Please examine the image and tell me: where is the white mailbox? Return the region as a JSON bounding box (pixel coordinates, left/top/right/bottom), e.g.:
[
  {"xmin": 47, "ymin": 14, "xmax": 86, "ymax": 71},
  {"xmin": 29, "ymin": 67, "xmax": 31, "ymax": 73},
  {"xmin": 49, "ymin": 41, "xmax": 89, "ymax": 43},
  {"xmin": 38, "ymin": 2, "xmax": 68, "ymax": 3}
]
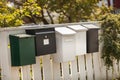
[
  {"xmin": 67, "ymin": 25, "xmax": 88, "ymax": 55},
  {"xmin": 53, "ymin": 27, "xmax": 76, "ymax": 62}
]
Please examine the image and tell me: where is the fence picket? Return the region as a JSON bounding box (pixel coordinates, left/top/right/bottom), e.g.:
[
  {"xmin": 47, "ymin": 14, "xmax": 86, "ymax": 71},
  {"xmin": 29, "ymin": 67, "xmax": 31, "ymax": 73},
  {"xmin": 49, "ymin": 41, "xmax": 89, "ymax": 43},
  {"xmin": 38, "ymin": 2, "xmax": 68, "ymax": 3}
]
[
  {"xmin": 62, "ymin": 62, "xmax": 71, "ymax": 80},
  {"xmin": 11, "ymin": 67, "xmax": 20, "ymax": 80},
  {"xmin": 21, "ymin": 65, "xmax": 31, "ymax": 80},
  {"xmin": 0, "ymin": 32, "xmax": 11, "ymax": 80},
  {"xmin": 113, "ymin": 60, "xmax": 119, "ymax": 78},
  {"xmin": 0, "ymin": 32, "xmax": 2, "ymax": 80},
  {"xmin": 99, "ymin": 56, "xmax": 107, "ymax": 80},
  {"xmin": 71, "ymin": 59, "xmax": 78, "ymax": 80},
  {"xmin": 93, "ymin": 53, "xmax": 101, "ymax": 80},
  {"xmin": 107, "ymin": 68, "xmax": 112, "ymax": 80},
  {"xmin": 85, "ymin": 54, "xmax": 94, "ymax": 80},
  {"xmin": 32, "ymin": 57, "xmax": 42, "ymax": 80},
  {"xmin": 78, "ymin": 55, "xmax": 86, "ymax": 80},
  {"xmin": 53, "ymin": 62, "xmax": 62, "ymax": 80},
  {"xmin": 42, "ymin": 55, "xmax": 53, "ymax": 80}
]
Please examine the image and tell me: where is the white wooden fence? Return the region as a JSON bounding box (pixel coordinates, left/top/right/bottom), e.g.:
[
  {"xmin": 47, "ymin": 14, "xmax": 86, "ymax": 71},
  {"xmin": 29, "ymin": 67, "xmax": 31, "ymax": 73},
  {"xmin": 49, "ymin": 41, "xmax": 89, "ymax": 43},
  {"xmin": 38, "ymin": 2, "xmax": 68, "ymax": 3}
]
[{"xmin": 0, "ymin": 22, "xmax": 119, "ymax": 80}]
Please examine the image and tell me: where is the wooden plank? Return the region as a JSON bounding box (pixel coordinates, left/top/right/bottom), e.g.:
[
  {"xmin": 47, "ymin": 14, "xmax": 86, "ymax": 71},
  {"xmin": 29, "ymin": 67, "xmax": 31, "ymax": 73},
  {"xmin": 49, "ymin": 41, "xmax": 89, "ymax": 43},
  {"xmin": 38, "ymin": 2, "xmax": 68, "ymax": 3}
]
[
  {"xmin": 113, "ymin": 60, "xmax": 119, "ymax": 79},
  {"xmin": 0, "ymin": 32, "xmax": 2, "ymax": 80},
  {"xmin": 42, "ymin": 55, "xmax": 53, "ymax": 80},
  {"xmin": 11, "ymin": 67, "xmax": 20, "ymax": 80},
  {"xmin": 62, "ymin": 62, "xmax": 71, "ymax": 80},
  {"xmin": 99, "ymin": 55, "xmax": 106, "ymax": 80},
  {"xmin": 53, "ymin": 62, "xmax": 62, "ymax": 80},
  {"xmin": 71, "ymin": 58, "xmax": 79, "ymax": 80},
  {"xmin": 92, "ymin": 53, "xmax": 101, "ymax": 80},
  {"xmin": 78, "ymin": 55, "xmax": 86, "ymax": 80},
  {"xmin": 99, "ymin": 38, "xmax": 107, "ymax": 80},
  {"xmin": 32, "ymin": 57, "xmax": 42, "ymax": 80},
  {"xmin": 107, "ymin": 67, "xmax": 112, "ymax": 80},
  {"xmin": 0, "ymin": 31, "xmax": 11, "ymax": 80},
  {"xmin": 85, "ymin": 54, "xmax": 94, "ymax": 80},
  {"xmin": 21, "ymin": 65, "xmax": 31, "ymax": 80}
]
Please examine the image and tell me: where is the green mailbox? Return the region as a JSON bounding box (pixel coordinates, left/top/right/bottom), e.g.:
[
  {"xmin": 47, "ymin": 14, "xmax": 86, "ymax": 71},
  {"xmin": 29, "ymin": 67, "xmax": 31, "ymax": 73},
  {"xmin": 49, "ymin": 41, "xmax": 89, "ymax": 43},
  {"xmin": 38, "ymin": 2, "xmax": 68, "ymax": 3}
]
[{"xmin": 9, "ymin": 34, "xmax": 36, "ymax": 66}]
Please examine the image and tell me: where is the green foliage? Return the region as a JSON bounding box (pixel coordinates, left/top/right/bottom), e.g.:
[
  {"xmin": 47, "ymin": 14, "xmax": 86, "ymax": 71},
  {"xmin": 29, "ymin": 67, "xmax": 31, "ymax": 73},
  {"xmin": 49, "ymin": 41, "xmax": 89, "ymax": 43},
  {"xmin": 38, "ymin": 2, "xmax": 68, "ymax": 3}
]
[
  {"xmin": 0, "ymin": 0, "xmax": 112, "ymax": 26},
  {"xmin": 101, "ymin": 14, "xmax": 120, "ymax": 68},
  {"xmin": 21, "ymin": 0, "xmax": 42, "ymax": 24},
  {"xmin": 0, "ymin": 1, "xmax": 23, "ymax": 27},
  {"xmin": 35, "ymin": 0, "xmax": 100, "ymax": 23}
]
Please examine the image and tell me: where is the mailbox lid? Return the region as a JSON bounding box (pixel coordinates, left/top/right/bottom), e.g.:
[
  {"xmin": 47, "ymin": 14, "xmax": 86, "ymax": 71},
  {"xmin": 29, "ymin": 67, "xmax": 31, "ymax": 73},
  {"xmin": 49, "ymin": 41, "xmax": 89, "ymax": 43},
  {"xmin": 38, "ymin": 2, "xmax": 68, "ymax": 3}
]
[
  {"xmin": 67, "ymin": 25, "xmax": 88, "ymax": 32},
  {"xmin": 15, "ymin": 34, "xmax": 34, "ymax": 38},
  {"xmin": 26, "ymin": 28, "xmax": 55, "ymax": 35},
  {"xmin": 82, "ymin": 24, "xmax": 100, "ymax": 30},
  {"xmin": 55, "ymin": 27, "xmax": 76, "ymax": 35}
]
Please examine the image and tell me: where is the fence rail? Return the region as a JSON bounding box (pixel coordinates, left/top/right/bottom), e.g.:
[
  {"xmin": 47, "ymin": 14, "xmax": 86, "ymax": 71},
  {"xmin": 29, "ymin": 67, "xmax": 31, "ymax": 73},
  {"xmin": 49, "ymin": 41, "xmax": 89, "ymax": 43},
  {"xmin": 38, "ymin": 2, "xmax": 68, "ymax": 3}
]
[{"xmin": 0, "ymin": 22, "xmax": 119, "ymax": 80}]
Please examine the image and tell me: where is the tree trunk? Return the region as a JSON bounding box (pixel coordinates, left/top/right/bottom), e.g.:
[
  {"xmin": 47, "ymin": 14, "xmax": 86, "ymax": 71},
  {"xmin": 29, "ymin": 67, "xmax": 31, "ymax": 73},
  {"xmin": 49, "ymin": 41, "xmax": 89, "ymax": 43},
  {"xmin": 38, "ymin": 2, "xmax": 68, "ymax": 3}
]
[{"xmin": 46, "ymin": 10, "xmax": 54, "ymax": 24}]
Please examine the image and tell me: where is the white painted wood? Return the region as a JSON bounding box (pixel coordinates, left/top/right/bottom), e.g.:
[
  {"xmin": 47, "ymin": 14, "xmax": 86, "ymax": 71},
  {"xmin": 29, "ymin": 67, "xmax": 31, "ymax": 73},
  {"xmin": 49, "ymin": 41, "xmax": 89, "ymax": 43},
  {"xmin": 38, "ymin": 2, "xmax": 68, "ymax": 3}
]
[
  {"xmin": 85, "ymin": 54, "xmax": 94, "ymax": 80},
  {"xmin": 78, "ymin": 55, "xmax": 86, "ymax": 80},
  {"xmin": 92, "ymin": 53, "xmax": 101, "ymax": 80},
  {"xmin": 118, "ymin": 61, "xmax": 120, "ymax": 78},
  {"xmin": 107, "ymin": 68, "xmax": 112, "ymax": 80},
  {"xmin": 21, "ymin": 65, "xmax": 31, "ymax": 80},
  {"xmin": 55, "ymin": 27, "xmax": 76, "ymax": 35},
  {"xmin": 99, "ymin": 41, "xmax": 107, "ymax": 80},
  {"xmin": 0, "ymin": 31, "xmax": 11, "ymax": 80},
  {"xmin": 62, "ymin": 62, "xmax": 71, "ymax": 80},
  {"xmin": 113, "ymin": 60, "xmax": 119, "ymax": 79},
  {"xmin": 42, "ymin": 55, "xmax": 53, "ymax": 80},
  {"xmin": 99, "ymin": 54, "xmax": 106, "ymax": 80},
  {"xmin": 11, "ymin": 67, "xmax": 20, "ymax": 80},
  {"xmin": 53, "ymin": 62, "xmax": 62, "ymax": 80},
  {"xmin": 32, "ymin": 57, "xmax": 42, "ymax": 80},
  {"xmin": 0, "ymin": 32, "xmax": 3, "ymax": 80},
  {"xmin": 71, "ymin": 59, "xmax": 78, "ymax": 80}
]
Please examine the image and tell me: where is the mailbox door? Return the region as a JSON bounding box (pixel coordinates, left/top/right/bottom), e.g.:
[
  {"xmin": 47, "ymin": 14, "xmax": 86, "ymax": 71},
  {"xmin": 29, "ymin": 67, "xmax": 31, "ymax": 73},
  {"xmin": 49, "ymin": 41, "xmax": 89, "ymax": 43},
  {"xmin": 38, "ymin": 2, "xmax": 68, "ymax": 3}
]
[
  {"xmin": 76, "ymin": 31, "xmax": 87, "ymax": 55},
  {"xmin": 19, "ymin": 37, "xmax": 36, "ymax": 66},
  {"xmin": 62, "ymin": 35, "xmax": 76, "ymax": 62},
  {"xmin": 36, "ymin": 32, "xmax": 56, "ymax": 56},
  {"xmin": 87, "ymin": 29, "xmax": 98, "ymax": 53}
]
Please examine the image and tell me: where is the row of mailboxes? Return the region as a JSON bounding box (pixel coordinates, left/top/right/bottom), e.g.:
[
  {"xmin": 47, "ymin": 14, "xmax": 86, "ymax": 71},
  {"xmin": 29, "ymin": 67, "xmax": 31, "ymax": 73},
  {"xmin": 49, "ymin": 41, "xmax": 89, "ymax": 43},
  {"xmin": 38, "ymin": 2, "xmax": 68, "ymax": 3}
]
[{"xmin": 9, "ymin": 24, "xmax": 99, "ymax": 66}]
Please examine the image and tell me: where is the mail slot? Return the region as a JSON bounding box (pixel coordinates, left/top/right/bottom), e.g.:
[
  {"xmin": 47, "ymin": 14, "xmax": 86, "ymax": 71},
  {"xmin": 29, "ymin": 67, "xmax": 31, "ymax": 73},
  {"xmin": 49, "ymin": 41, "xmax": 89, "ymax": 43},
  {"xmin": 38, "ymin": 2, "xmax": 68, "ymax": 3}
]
[
  {"xmin": 9, "ymin": 34, "xmax": 36, "ymax": 66},
  {"xmin": 67, "ymin": 25, "xmax": 88, "ymax": 55},
  {"xmin": 52, "ymin": 27, "xmax": 76, "ymax": 62},
  {"xmin": 26, "ymin": 28, "xmax": 56, "ymax": 56},
  {"xmin": 82, "ymin": 24, "xmax": 99, "ymax": 53}
]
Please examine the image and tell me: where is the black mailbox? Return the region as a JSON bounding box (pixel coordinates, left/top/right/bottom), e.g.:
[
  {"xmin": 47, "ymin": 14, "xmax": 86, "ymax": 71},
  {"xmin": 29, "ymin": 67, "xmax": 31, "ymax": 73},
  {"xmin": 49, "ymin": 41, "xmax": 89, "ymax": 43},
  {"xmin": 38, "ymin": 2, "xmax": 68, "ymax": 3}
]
[
  {"xmin": 26, "ymin": 28, "xmax": 56, "ymax": 56},
  {"xmin": 82, "ymin": 24, "xmax": 99, "ymax": 53}
]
